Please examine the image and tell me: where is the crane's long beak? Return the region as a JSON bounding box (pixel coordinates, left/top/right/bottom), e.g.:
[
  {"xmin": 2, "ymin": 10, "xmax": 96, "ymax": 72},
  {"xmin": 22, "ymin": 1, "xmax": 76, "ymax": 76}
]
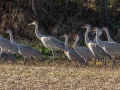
[
  {"xmin": 28, "ymin": 23, "xmax": 32, "ymax": 26},
  {"xmin": 80, "ymin": 26, "xmax": 85, "ymax": 29},
  {"xmin": 60, "ymin": 36, "xmax": 64, "ymax": 38},
  {"xmin": 28, "ymin": 22, "xmax": 34, "ymax": 26}
]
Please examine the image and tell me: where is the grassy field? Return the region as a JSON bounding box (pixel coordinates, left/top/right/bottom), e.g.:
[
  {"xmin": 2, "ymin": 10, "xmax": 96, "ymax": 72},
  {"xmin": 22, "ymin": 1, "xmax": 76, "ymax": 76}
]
[{"xmin": 0, "ymin": 60, "xmax": 120, "ymax": 90}]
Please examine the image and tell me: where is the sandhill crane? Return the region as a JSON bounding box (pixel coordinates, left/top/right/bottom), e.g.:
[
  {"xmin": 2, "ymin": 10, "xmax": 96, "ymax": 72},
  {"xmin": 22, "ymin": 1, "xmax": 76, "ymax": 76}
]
[
  {"xmin": 28, "ymin": 21, "xmax": 65, "ymax": 64},
  {"xmin": 0, "ymin": 51, "xmax": 16, "ymax": 64},
  {"xmin": 73, "ymin": 34, "xmax": 94, "ymax": 63},
  {"xmin": 6, "ymin": 29, "xmax": 42, "ymax": 66},
  {"xmin": 60, "ymin": 34, "xmax": 87, "ymax": 66},
  {"xmin": 81, "ymin": 24, "xmax": 112, "ymax": 67},
  {"xmin": 93, "ymin": 29, "xmax": 112, "ymax": 65},
  {"xmin": 93, "ymin": 27, "xmax": 120, "ymax": 68}
]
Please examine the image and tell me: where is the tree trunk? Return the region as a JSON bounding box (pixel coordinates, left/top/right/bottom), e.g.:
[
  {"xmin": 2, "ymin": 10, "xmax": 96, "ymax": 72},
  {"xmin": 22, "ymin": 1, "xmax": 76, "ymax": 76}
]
[{"xmin": 104, "ymin": 0, "xmax": 108, "ymax": 26}]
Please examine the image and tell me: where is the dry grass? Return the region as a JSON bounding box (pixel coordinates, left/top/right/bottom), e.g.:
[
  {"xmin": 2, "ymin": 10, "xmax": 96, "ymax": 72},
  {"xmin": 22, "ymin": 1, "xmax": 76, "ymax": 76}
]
[{"xmin": 0, "ymin": 62, "xmax": 120, "ymax": 90}]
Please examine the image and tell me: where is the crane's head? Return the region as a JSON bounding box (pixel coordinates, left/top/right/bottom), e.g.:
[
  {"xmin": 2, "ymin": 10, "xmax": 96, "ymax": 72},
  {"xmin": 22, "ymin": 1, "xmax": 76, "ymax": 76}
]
[
  {"xmin": 102, "ymin": 26, "xmax": 108, "ymax": 31},
  {"xmin": 5, "ymin": 29, "xmax": 12, "ymax": 34},
  {"xmin": 28, "ymin": 21, "xmax": 38, "ymax": 26},
  {"xmin": 60, "ymin": 34, "xmax": 69, "ymax": 39},
  {"xmin": 92, "ymin": 30, "xmax": 103, "ymax": 36},
  {"xmin": 93, "ymin": 27, "xmax": 101, "ymax": 33},
  {"xmin": 81, "ymin": 24, "xmax": 90, "ymax": 29},
  {"xmin": 74, "ymin": 34, "xmax": 79, "ymax": 40}
]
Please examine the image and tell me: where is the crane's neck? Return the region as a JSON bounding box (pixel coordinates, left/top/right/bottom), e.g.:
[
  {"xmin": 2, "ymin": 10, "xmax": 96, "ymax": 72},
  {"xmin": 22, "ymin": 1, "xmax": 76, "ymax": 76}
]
[
  {"xmin": 94, "ymin": 31, "xmax": 101, "ymax": 42},
  {"xmin": 105, "ymin": 29, "xmax": 114, "ymax": 42},
  {"xmin": 9, "ymin": 32, "xmax": 17, "ymax": 45},
  {"xmin": 85, "ymin": 28, "xmax": 93, "ymax": 45},
  {"xmin": 34, "ymin": 24, "xmax": 46, "ymax": 40},
  {"xmin": 95, "ymin": 30, "xmax": 104, "ymax": 47},
  {"xmin": 74, "ymin": 37, "xmax": 79, "ymax": 49},
  {"xmin": 65, "ymin": 37, "xmax": 69, "ymax": 51}
]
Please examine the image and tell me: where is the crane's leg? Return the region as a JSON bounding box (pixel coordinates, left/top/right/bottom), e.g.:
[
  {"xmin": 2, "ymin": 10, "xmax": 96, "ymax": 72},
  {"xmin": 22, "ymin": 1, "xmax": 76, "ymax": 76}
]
[
  {"xmin": 9, "ymin": 53, "xmax": 16, "ymax": 64},
  {"xmin": 111, "ymin": 59, "xmax": 118, "ymax": 69},
  {"xmin": 0, "ymin": 56, "xmax": 6, "ymax": 63},
  {"xmin": 51, "ymin": 50, "xmax": 55, "ymax": 64},
  {"xmin": 103, "ymin": 57, "xmax": 106, "ymax": 68},
  {"xmin": 48, "ymin": 50, "xmax": 57, "ymax": 65},
  {"xmin": 27, "ymin": 57, "xmax": 36, "ymax": 66},
  {"xmin": 93, "ymin": 56, "xmax": 97, "ymax": 66},
  {"xmin": 24, "ymin": 57, "xmax": 27, "ymax": 65}
]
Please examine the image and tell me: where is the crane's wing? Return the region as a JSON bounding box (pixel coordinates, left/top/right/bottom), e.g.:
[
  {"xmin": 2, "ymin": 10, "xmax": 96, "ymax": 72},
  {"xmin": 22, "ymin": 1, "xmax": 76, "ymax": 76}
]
[
  {"xmin": 67, "ymin": 49, "xmax": 85, "ymax": 63},
  {"xmin": 18, "ymin": 45, "xmax": 34, "ymax": 54},
  {"xmin": 77, "ymin": 47, "xmax": 93, "ymax": 56},
  {"xmin": 0, "ymin": 37, "xmax": 18, "ymax": 53},
  {"xmin": 10, "ymin": 44, "xmax": 19, "ymax": 54},
  {"xmin": 103, "ymin": 42, "xmax": 120, "ymax": 52},
  {"xmin": 42, "ymin": 36, "xmax": 65, "ymax": 51}
]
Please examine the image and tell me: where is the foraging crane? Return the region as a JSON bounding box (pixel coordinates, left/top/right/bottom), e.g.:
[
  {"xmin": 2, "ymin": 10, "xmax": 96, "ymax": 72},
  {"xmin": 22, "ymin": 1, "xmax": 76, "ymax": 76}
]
[
  {"xmin": 28, "ymin": 21, "xmax": 65, "ymax": 64},
  {"xmin": 60, "ymin": 34, "xmax": 87, "ymax": 66},
  {"xmin": 6, "ymin": 29, "xmax": 42, "ymax": 66},
  {"xmin": 73, "ymin": 34, "xmax": 94, "ymax": 63},
  {"xmin": 81, "ymin": 24, "xmax": 112, "ymax": 67},
  {"xmin": 93, "ymin": 27, "xmax": 120, "ymax": 68}
]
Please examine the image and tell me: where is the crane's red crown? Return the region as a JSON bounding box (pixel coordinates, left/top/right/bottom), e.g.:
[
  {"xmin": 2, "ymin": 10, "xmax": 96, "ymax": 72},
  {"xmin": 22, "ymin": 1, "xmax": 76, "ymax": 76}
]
[
  {"xmin": 102, "ymin": 27, "xmax": 106, "ymax": 29},
  {"xmin": 85, "ymin": 24, "xmax": 88, "ymax": 26},
  {"xmin": 74, "ymin": 35, "xmax": 77, "ymax": 38}
]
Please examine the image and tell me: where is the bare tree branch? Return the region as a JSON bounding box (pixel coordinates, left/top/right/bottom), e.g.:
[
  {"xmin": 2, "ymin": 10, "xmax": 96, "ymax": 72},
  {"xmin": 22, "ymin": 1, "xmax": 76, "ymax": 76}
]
[
  {"xmin": 32, "ymin": 0, "xmax": 37, "ymax": 16},
  {"xmin": 41, "ymin": 7, "xmax": 77, "ymax": 31}
]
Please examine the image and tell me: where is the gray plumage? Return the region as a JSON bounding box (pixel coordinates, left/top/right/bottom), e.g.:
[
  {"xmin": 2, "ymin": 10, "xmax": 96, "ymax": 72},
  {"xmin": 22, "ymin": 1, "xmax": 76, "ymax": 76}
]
[
  {"xmin": 81, "ymin": 24, "xmax": 112, "ymax": 66},
  {"xmin": 28, "ymin": 21, "xmax": 65, "ymax": 63},
  {"xmin": 0, "ymin": 36, "xmax": 18, "ymax": 54},
  {"xmin": 94, "ymin": 27, "xmax": 120, "ymax": 57},
  {"xmin": 94, "ymin": 27, "xmax": 120, "ymax": 68},
  {"xmin": 6, "ymin": 29, "xmax": 42, "ymax": 66},
  {"xmin": 74, "ymin": 35, "xmax": 94, "ymax": 61},
  {"xmin": 61, "ymin": 34, "xmax": 87, "ymax": 66}
]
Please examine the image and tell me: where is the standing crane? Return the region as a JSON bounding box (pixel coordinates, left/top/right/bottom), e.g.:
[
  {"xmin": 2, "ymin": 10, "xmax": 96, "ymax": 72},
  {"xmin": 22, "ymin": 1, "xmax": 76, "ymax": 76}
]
[
  {"xmin": 73, "ymin": 34, "xmax": 94, "ymax": 64},
  {"xmin": 6, "ymin": 29, "xmax": 42, "ymax": 66},
  {"xmin": 28, "ymin": 21, "xmax": 65, "ymax": 64},
  {"xmin": 93, "ymin": 29, "xmax": 112, "ymax": 65},
  {"xmin": 60, "ymin": 34, "xmax": 87, "ymax": 66},
  {"xmin": 93, "ymin": 27, "xmax": 120, "ymax": 68},
  {"xmin": 81, "ymin": 24, "xmax": 112, "ymax": 67}
]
